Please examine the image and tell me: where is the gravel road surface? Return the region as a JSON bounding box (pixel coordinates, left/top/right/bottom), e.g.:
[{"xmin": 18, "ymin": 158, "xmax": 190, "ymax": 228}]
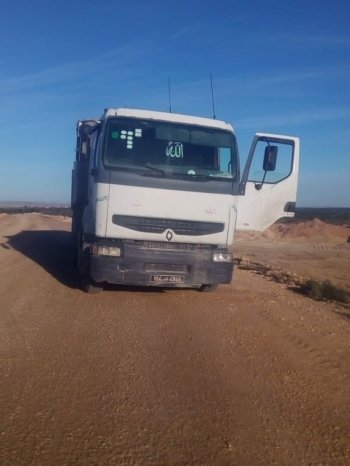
[{"xmin": 1, "ymin": 214, "xmax": 349, "ymax": 465}]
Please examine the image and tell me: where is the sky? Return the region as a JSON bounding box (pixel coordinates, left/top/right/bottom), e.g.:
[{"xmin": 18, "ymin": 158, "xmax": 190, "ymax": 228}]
[{"xmin": 0, "ymin": 0, "xmax": 349, "ymax": 207}]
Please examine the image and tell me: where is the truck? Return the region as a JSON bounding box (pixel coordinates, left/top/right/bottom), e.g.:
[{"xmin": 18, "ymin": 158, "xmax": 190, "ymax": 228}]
[{"xmin": 71, "ymin": 108, "xmax": 299, "ymax": 292}]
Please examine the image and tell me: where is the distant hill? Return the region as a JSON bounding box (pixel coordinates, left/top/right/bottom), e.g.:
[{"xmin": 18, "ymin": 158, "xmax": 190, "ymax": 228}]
[
  {"xmin": 0, "ymin": 201, "xmax": 69, "ymax": 208},
  {"xmin": 0, "ymin": 205, "xmax": 71, "ymax": 217}
]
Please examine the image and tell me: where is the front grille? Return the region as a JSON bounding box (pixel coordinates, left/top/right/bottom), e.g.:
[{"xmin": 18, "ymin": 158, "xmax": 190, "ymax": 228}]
[
  {"xmin": 112, "ymin": 215, "xmax": 224, "ymax": 236},
  {"xmin": 142, "ymin": 241, "xmax": 194, "ymax": 250},
  {"xmin": 124, "ymin": 240, "xmax": 213, "ymax": 251}
]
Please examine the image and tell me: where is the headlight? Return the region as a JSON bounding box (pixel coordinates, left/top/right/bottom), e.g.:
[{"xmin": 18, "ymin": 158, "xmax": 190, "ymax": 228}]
[
  {"xmin": 213, "ymin": 252, "xmax": 232, "ymax": 263},
  {"xmin": 92, "ymin": 244, "xmax": 121, "ymax": 257}
]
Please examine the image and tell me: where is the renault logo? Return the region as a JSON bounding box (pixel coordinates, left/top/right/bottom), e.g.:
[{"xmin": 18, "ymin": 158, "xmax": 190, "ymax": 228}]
[{"xmin": 166, "ymin": 230, "xmax": 173, "ymax": 241}]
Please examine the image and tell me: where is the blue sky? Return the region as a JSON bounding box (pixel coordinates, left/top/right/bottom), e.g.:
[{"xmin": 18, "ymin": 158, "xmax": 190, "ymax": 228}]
[{"xmin": 0, "ymin": 0, "xmax": 349, "ymax": 206}]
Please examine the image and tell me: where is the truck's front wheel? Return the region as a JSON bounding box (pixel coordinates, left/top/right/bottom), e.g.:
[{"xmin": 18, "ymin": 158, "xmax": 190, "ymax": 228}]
[
  {"xmin": 77, "ymin": 232, "xmax": 102, "ymax": 294},
  {"xmin": 198, "ymin": 284, "xmax": 218, "ymax": 292},
  {"xmin": 81, "ymin": 276, "xmax": 102, "ymax": 294}
]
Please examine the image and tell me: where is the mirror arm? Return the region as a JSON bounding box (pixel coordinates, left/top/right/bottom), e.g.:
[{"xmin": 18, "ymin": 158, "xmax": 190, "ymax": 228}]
[{"xmin": 255, "ymin": 170, "xmax": 267, "ymax": 190}]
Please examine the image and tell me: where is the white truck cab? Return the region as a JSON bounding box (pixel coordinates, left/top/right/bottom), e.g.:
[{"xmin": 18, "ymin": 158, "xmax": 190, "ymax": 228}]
[{"xmin": 71, "ymin": 108, "xmax": 299, "ymax": 292}]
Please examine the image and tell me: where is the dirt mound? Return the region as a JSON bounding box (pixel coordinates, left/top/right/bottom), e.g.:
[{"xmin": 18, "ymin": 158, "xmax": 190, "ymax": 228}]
[
  {"xmin": 41, "ymin": 214, "xmax": 71, "ymax": 223},
  {"xmin": 265, "ymin": 218, "xmax": 350, "ymax": 241}
]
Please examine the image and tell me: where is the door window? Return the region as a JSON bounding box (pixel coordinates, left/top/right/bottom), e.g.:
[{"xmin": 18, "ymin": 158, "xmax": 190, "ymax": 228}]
[{"xmin": 248, "ymin": 140, "xmax": 293, "ymax": 183}]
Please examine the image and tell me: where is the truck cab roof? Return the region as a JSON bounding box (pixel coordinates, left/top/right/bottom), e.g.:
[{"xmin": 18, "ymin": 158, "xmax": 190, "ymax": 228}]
[{"xmin": 100, "ymin": 108, "xmax": 234, "ymax": 133}]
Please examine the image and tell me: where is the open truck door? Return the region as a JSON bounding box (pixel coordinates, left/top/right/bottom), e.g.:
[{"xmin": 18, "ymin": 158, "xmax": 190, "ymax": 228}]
[{"xmin": 236, "ymin": 133, "xmax": 300, "ymax": 231}]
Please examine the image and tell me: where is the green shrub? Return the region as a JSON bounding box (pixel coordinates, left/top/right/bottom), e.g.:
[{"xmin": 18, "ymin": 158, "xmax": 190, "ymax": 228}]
[{"xmin": 301, "ymin": 279, "xmax": 350, "ymax": 304}]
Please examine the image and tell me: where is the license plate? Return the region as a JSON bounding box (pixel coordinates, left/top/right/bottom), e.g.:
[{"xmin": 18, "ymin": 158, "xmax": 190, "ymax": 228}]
[{"xmin": 150, "ymin": 274, "xmax": 185, "ymax": 284}]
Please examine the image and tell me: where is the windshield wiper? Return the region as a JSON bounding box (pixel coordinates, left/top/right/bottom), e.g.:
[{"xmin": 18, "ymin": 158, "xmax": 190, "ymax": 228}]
[
  {"xmin": 171, "ymin": 172, "xmax": 233, "ymax": 181},
  {"xmin": 170, "ymin": 173, "xmax": 211, "ymax": 181},
  {"xmin": 141, "ymin": 163, "xmax": 166, "ymax": 176},
  {"xmin": 113, "ymin": 159, "xmax": 165, "ymax": 176}
]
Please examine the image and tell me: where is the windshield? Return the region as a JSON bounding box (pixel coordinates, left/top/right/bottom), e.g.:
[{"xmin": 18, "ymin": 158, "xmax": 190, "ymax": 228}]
[{"xmin": 103, "ymin": 118, "xmax": 238, "ymax": 180}]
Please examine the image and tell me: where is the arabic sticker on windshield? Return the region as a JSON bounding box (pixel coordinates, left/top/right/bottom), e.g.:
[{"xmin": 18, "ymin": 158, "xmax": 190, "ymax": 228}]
[{"xmin": 166, "ymin": 141, "xmax": 184, "ymax": 159}]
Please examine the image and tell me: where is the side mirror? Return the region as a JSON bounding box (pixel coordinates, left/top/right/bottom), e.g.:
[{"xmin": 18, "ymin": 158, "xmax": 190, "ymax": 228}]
[{"xmin": 263, "ymin": 146, "xmax": 278, "ymax": 171}]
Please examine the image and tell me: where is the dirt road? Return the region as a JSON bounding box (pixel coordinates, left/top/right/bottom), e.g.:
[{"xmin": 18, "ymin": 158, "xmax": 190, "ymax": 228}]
[{"xmin": 1, "ymin": 214, "xmax": 349, "ymax": 465}]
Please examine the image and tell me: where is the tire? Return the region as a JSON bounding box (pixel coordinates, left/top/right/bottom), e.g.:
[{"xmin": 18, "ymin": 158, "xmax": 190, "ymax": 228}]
[
  {"xmin": 76, "ymin": 231, "xmax": 86, "ymax": 274},
  {"xmin": 81, "ymin": 276, "xmax": 102, "ymax": 294},
  {"xmin": 198, "ymin": 284, "xmax": 218, "ymax": 292},
  {"xmin": 72, "ymin": 207, "xmax": 83, "ymax": 266},
  {"xmin": 76, "ymin": 232, "xmax": 102, "ymax": 293},
  {"xmin": 72, "ymin": 234, "xmax": 78, "ymax": 267}
]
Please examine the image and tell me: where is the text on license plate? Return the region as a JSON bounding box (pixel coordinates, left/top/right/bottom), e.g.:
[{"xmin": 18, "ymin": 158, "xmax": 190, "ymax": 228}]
[{"xmin": 150, "ymin": 274, "xmax": 185, "ymax": 284}]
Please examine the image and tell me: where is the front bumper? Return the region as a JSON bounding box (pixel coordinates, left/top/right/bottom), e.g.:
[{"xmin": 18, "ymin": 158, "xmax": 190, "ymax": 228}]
[{"xmin": 88, "ymin": 240, "xmax": 233, "ymax": 287}]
